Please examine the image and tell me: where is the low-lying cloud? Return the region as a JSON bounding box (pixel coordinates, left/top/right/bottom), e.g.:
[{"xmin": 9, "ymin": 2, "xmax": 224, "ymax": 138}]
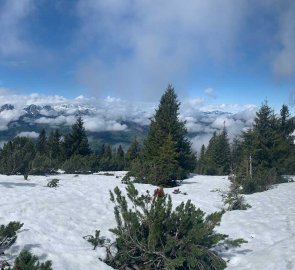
[{"xmin": 0, "ymin": 93, "xmax": 259, "ymax": 149}]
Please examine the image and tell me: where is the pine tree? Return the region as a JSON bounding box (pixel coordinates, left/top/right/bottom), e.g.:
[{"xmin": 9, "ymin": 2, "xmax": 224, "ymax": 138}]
[
  {"xmin": 47, "ymin": 129, "xmax": 62, "ymax": 163},
  {"xmin": 63, "ymin": 117, "xmax": 91, "ymax": 158},
  {"xmin": 36, "ymin": 129, "xmax": 47, "ymax": 154},
  {"xmin": 203, "ymin": 132, "xmax": 218, "ymax": 175},
  {"xmin": 125, "ymin": 137, "xmax": 140, "ymax": 169},
  {"xmin": 0, "ymin": 137, "xmax": 35, "ymax": 179},
  {"xmin": 86, "ymin": 183, "xmax": 245, "ymax": 269},
  {"xmin": 215, "ymin": 127, "xmax": 231, "ymax": 174},
  {"xmin": 99, "ymin": 144, "xmax": 113, "ymax": 170},
  {"xmin": 196, "ymin": 144, "xmax": 206, "ymax": 174},
  {"xmin": 234, "ymin": 102, "xmax": 294, "ymax": 193},
  {"xmin": 131, "ymin": 85, "xmax": 195, "ymax": 185},
  {"xmin": 115, "ymin": 145, "xmax": 125, "ymax": 171}
]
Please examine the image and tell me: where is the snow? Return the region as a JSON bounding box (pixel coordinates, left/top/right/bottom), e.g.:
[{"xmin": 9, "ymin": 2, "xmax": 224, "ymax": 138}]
[{"xmin": 0, "ymin": 173, "xmax": 294, "ymax": 269}]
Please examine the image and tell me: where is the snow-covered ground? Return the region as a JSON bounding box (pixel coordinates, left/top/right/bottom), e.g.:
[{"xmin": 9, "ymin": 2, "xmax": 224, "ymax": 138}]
[{"xmin": 0, "ymin": 173, "xmax": 294, "ymax": 269}]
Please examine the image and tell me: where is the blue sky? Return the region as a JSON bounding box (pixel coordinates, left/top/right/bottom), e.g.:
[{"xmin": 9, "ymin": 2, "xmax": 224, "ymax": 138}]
[{"xmin": 0, "ymin": 0, "xmax": 295, "ymax": 109}]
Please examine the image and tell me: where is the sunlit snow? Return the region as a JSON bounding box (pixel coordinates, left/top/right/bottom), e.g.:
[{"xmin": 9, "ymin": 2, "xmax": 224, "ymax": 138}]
[{"xmin": 0, "ymin": 173, "xmax": 294, "ymax": 269}]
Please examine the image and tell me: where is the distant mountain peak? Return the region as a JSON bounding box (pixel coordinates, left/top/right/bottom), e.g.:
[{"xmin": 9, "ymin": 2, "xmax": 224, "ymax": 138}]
[{"xmin": 0, "ymin": 104, "xmax": 15, "ymax": 112}]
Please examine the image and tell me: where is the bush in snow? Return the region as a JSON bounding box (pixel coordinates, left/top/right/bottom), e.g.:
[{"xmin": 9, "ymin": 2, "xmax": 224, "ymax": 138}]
[
  {"xmin": 0, "ymin": 222, "xmax": 23, "ymax": 257},
  {"xmin": 47, "ymin": 179, "xmax": 59, "ymax": 188},
  {"xmin": 61, "ymin": 155, "xmax": 97, "ymax": 174},
  {"xmin": 7, "ymin": 250, "xmax": 52, "ymax": 270},
  {"xmin": 0, "ymin": 222, "xmax": 52, "ymax": 270},
  {"xmin": 222, "ymin": 184, "xmax": 251, "ymax": 211},
  {"xmin": 86, "ymin": 183, "xmax": 246, "ymax": 270}
]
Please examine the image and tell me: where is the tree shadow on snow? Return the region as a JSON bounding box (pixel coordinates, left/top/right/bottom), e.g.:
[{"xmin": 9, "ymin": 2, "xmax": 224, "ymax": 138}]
[
  {"xmin": 217, "ymin": 247, "xmax": 253, "ymax": 262},
  {"xmin": 0, "ymin": 182, "xmax": 37, "ymax": 189}
]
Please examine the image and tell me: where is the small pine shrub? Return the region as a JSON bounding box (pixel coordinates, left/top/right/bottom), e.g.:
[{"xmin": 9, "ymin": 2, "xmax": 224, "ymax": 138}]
[
  {"xmin": 222, "ymin": 185, "xmax": 251, "ymax": 211},
  {"xmin": 0, "ymin": 222, "xmax": 23, "ymax": 255},
  {"xmin": 8, "ymin": 250, "xmax": 52, "ymax": 270},
  {"xmin": 47, "ymin": 179, "xmax": 59, "ymax": 188},
  {"xmin": 86, "ymin": 183, "xmax": 246, "ymax": 270},
  {"xmin": 83, "ymin": 230, "xmax": 109, "ymax": 250}
]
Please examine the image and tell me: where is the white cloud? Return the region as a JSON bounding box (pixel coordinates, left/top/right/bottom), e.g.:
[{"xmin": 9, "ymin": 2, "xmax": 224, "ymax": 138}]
[
  {"xmin": 75, "ymin": 0, "xmax": 248, "ymax": 100},
  {"xmin": 273, "ymin": 1, "xmax": 295, "ymax": 78},
  {"xmin": 0, "ymin": 92, "xmax": 259, "ymax": 139},
  {"xmin": 16, "ymin": 131, "xmax": 39, "ymax": 138},
  {"xmin": 204, "ymin": 88, "xmax": 216, "ymax": 98},
  {"xmin": 0, "ymin": 108, "xmax": 25, "ymax": 130},
  {"xmin": 0, "ymin": 0, "xmax": 34, "ymax": 57},
  {"xmin": 83, "ymin": 116, "xmax": 127, "ymax": 132},
  {"xmin": 35, "ymin": 115, "xmax": 76, "ymax": 127}
]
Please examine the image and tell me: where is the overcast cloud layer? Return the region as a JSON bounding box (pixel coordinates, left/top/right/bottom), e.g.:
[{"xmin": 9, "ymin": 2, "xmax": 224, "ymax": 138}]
[{"xmin": 0, "ymin": 1, "xmax": 295, "ymax": 101}]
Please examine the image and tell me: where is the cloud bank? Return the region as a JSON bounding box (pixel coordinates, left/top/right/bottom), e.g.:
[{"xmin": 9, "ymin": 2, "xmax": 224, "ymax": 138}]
[{"xmin": 0, "ymin": 92, "xmax": 259, "ymax": 150}]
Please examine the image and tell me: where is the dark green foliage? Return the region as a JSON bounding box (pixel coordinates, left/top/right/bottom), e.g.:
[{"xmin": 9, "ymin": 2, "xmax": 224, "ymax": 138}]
[
  {"xmin": 0, "ymin": 222, "xmax": 23, "ymax": 255},
  {"xmin": 62, "ymin": 155, "xmax": 98, "ymax": 174},
  {"xmin": 47, "ymin": 129, "xmax": 62, "ymax": 167},
  {"xmin": 9, "ymin": 250, "xmax": 52, "ymax": 270},
  {"xmin": 98, "ymin": 144, "xmax": 113, "ymax": 171},
  {"xmin": 36, "ymin": 129, "xmax": 47, "ymax": 154},
  {"xmin": 196, "ymin": 144, "xmax": 206, "ymax": 174},
  {"xmin": 115, "ymin": 145, "xmax": 125, "ymax": 171},
  {"xmin": 83, "ymin": 230, "xmax": 107, "ymax": 250},
  {"xmin": 234, "ymin": 102, "xmax": 294, "ymax": 193},
  {"xmin": 63, "ymin": 117, "xmax": 91, "ymax": 158},
  {"xmin": 31, "ymin": 154, "xmax": 52, "ymax": 175},
  {"xmin": 87, "ymin": 183, "xmax": 245, "ymax": 270},
  {"xmin": 0, "ymin": 137, "xmax": 35, "ymax": 179},
  {"xmin": 131, "ymin": 85, "xmax": 195, "ymax": 186},
  {"xmin": 125, "ymin": 137, "xmax": 140, "ymax": 169},
  {"xmin": 47, "ymin": 179, "xmax": 59, "ymax": 188},
  {"xmin": 197, "ymin": 128, "xmax": 231, "ymax": 176},
  {"xmin": 222, "ymin": 185, "xmax": 251, "ymax": 211}
]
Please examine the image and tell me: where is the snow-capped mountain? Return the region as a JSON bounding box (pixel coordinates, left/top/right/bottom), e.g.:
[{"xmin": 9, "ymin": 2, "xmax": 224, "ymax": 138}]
[{"xmin": 0, "ymin": 100, "xmax": 257, "ymax": 151}]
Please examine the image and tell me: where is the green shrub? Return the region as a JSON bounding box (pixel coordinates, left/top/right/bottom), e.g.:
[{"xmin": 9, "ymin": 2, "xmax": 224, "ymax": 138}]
[
  {"xmin": 8, "ymin": 250, "xmax": 52, "ymax": 270},
  {"xmin": 47, "ymin": 179, "xmax": 59, "ymax": 188},
  {"xmin": 222, "ymin": 185, "xmax": 251, "ymax": 211},
  {"xmin": 86, "ymin": 183, "xmax": 246, "ymax": 270},
  {"xmin": 236, "ymin": 166, "xmax": 286, "ymax": 194},
  {"xmin": 62, "ymin": 155, "xmax": 98, "ymax": 174},
  {"xmin": 0, "ymin": 222, "xmax": 23, "ymax": 255}
]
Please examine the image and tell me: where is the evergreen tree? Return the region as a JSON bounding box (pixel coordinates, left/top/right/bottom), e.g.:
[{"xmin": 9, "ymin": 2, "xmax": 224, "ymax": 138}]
[
  {"xmin": 234, "ymin": 102, "xmax": 295, "ymax": 193},
  {"xmin": 47, "ymin": 129, "xmax": 62, "ymax": 163},
  {"xmin": 86, "ymin": 183, "xmax": 245, "ymax": 269},
  {"xmin": 99, "ymin": 144, "xmax": 113, "ymax": 170},
  {"xmin": 63, "ymin": 117, "xmax": 91, "ymax": 158},
  {"xmin": 131, "ymin": 85, "xmax": 195, "ymax": 186},
  {"xmin": 215, "ymin": 127, "xmax": 231, "ymax": 174},
  {"xmin": 196, "ymin": 144, "xmax": 206, "ymax": 174},
  {"xmin": 0, "ymin": 137, "xmax": 35, "ymax": 179},
  {"xmin": 36, "ymin": 129, "xmax": 47, "ymax": 154},
  {"xmin": 115, "ymin": 145, "xmax": 125, "ymax": 171},
  {"xmin": 125, "ymin": 137, "xmax": 140, "ymax": 169},
  {"xmin": 203, "ymin": 132, "xmax": 218, "ymax": 175},
  {"xmin": 198, "ymin": 128, "xmax": 231, "ymax": 176}
]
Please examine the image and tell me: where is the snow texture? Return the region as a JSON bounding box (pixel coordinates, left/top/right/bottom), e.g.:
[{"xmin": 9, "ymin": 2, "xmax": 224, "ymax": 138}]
[{"xmin": 0, "ymin": 173, "xmax": 294, "ymax": 269}]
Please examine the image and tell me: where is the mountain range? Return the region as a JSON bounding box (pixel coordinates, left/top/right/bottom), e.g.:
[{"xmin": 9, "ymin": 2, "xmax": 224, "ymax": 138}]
[{"xmin": 0, "ymin": 101, "xmax": 257, "ymax": 152}]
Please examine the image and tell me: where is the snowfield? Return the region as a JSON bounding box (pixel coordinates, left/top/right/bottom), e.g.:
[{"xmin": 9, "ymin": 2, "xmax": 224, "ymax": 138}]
[{"xmin": 0, "ymin": 173, "xmax": 294, "ymax": 270}]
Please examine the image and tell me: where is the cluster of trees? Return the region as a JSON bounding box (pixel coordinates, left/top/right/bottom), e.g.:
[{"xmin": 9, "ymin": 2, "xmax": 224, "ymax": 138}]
[
  {"xmin": 0, "ymin": 118, "xmax": 141, "ymax": 178},
  {"xmin": 196, "ymin": 102, "xmax": 295, "ymax": 193},
  {"xmin": 196, "ymin": 127, "xmax": 231, "ymax": 175},
  {"xmin": 232, "ymin": 103, "xmax": 295, "ymax": 193},
  {"xmin": 0, "ymin": 83, "xmax": 293, "ymax": 194}
]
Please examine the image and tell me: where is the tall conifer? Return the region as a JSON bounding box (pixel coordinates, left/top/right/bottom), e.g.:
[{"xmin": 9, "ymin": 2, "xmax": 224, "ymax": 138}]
[{"xmin": 131, "ymin": 84, "xmax": 195, "ymax": 186}]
